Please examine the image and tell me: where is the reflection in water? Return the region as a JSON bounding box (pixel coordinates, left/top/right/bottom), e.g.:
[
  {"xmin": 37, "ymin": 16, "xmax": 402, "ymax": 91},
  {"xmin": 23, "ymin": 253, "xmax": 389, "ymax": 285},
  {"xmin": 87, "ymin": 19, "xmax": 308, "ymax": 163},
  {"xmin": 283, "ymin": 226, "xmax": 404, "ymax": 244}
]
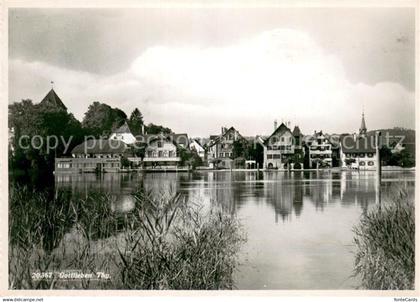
[{"xmin": 55, "ymin": 170, "xmax": 415, "ymax": 289}]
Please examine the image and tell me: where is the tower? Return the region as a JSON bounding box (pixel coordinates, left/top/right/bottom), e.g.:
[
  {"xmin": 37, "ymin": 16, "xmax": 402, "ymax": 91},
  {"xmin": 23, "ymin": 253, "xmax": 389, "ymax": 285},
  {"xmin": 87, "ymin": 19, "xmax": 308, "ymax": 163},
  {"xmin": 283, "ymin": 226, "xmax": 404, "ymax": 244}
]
[{"xmin": 359, "ymin": 111, "xmax": 367, "ymax": 135}]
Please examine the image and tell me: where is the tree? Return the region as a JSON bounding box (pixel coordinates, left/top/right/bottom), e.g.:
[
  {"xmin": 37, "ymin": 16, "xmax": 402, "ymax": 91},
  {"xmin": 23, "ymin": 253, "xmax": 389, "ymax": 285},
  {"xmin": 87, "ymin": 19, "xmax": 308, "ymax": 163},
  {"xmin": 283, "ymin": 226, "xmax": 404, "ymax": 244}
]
[
  {"xmin": 82, "ymin": 101, "xmax": 127, "ymax": 137},
  {"xmin": 145, "ymin": 123, "xmax": 172, "ymax": 135},
  {"xmin": 128, "ymin": 108, "xmax": 144, "ymax": 135},
  {"xmin": 232, "ymin": 140, "xmax": 248, "ymax": 159},
  {"xmin": 9, "ymin": 99, "xmax": 85, "ymax": 176}
]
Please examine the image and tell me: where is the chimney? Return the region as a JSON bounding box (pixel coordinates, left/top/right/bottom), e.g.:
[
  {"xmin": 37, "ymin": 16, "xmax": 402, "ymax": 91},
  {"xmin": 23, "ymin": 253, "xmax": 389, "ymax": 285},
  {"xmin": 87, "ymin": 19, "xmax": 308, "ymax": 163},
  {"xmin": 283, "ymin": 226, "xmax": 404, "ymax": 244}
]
[
  {"xmin": 221, "ymin": 127, "xmax": 227, "ymax": 134},
  {"xmin": 274, "ymin": 119, "xmax": 278, "ymax": 131}
]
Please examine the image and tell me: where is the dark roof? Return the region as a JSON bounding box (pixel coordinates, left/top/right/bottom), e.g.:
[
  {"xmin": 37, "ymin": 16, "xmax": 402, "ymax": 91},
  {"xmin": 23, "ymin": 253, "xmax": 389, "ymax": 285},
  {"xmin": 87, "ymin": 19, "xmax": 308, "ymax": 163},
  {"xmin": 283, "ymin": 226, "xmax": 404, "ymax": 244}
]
[
  {"xmin": 40, "ymin": 89, "xmax": 67, "ymax": 110},
  {"xmin": 112, "ymin": 121, "xmax": 132, "ymax": 134},
  {"xmin": 72, "ymin": 139, "xmax": 129, "ymax": 154},
  {"xmin": 341, "ymin": 134, "xmax": 376, "ymax": 153},
  {"xmin": 208, "ymin": 126, "xmax": 246, "ymax": 147},
  {"xmin": 292, "ymin": 126, "xmax": 302, "ymax": 136},
  {"xmin": 264, "ymin": 123, "xmax": 292, "ymax": 145}
]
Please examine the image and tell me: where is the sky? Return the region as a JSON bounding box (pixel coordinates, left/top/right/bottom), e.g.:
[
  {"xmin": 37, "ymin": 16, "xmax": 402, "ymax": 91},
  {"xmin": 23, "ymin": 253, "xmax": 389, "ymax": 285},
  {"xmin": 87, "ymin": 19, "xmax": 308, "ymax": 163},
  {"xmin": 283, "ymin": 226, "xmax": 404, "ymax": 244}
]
[{"xmin": 8, "ymin": 7, "xmax": 415, "ymax": 137}]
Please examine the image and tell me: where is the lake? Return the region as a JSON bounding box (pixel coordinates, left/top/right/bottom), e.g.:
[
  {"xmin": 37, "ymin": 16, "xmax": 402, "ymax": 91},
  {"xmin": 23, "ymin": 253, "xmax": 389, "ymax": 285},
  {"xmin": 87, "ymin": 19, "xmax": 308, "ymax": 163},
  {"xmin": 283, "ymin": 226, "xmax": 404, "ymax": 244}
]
[{"xmin": 55, "ymin": 170, "xmax": 415, "ymax": 290}]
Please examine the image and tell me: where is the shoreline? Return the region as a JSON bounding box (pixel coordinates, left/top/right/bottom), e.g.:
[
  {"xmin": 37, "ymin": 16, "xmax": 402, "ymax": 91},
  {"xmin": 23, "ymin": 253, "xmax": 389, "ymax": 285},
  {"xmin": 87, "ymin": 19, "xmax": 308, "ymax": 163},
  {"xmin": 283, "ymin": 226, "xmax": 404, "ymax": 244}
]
[{"xmin": 53, "ymin": 166, "xmax": 416, "ymax": 174}]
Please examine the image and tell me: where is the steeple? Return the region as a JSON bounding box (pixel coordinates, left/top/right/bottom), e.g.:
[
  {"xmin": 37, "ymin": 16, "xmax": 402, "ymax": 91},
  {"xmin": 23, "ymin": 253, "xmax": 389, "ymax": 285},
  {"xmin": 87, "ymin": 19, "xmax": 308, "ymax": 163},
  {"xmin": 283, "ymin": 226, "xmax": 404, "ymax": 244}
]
[
  {"xmin": 40, "ymin": 88, "xmax": 67, "ymax": 111},
  {"xmin": 359, "ymin": 111, "xmax": 367, "ymax": 135}
]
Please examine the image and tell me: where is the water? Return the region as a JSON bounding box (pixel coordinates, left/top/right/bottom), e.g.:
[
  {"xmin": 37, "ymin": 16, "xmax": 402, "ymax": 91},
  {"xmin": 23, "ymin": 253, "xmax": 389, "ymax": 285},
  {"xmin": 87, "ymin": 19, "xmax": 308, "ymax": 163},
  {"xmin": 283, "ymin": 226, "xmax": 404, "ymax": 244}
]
[{"xmin": 55, "ymin": 170, "xmax": 415, "ymax": 289}]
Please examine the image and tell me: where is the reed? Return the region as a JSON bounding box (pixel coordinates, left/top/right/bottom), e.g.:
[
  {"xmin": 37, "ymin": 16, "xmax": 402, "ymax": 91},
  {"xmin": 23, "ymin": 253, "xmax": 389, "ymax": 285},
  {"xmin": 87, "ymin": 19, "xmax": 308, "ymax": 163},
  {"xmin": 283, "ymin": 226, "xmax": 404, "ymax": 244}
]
[
  {"xmin": 9, "ymin": 184, "xmax": 244, "ymax": 289},
  {"xmin": 353, "ymin": 185, "xmax": 415, "ymax": 290}
]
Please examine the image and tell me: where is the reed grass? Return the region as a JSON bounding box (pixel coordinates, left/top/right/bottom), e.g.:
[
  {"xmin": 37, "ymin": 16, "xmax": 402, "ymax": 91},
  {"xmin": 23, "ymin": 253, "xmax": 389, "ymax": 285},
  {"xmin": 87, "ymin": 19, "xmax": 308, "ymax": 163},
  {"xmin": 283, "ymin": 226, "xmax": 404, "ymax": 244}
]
[
  {"xmin": 353, "ymin": 185, "xmax": 415, "ymax": 290},
  {"xmin": 9, "ymin": 184, "xmax": 244, "ymax": 289}
]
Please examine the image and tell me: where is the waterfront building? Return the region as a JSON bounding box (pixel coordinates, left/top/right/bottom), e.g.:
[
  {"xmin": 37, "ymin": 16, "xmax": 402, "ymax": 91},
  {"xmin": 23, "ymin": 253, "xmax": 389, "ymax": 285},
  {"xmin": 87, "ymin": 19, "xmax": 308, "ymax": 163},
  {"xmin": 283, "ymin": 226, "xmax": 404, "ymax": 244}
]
[
  {"xmin": 140, "ymin": 133, "xmax": 186, "ymax": 169},
  {"xmin": 305, "ymin": 131, "xmax": 334, "ymax": 169},
  {"xmin": 55, "ymin": 139, "xmax": 129, "ymax": 172},
  {"xmin": 207, "ymin": 126, "xmax": 247, "ymax": 169},
  {"xmin": 340, "ymin": 112, "xmax": 378, "ymax": 170},
  {"xmin": 263, "ymin": 121, "xmax": 303, "ymax": 169}
]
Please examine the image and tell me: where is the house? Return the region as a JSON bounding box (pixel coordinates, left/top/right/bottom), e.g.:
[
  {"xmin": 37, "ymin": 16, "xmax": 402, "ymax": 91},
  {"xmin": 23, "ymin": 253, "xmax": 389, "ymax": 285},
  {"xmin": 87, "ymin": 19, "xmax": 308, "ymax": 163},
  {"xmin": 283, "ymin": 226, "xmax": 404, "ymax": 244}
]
[
  {"xmin": 263, "ymin": 121, "xmax": 303, "ymax": 169},
  {"xmin": 109, "ymin": 121, "xmax": 137, "ymax": 145},
  {"xmin": 206, "ymin": 126, "xmax": 247, "ymax": 169},
  {"xmin": 340, "ymin": 113, "xmax": 378, "ymax": 170},
  {"xmin": 55, "ymin": 139, "xmax": 129, "ymax": 172},
  {"xmin": 189, "ymin": 138, "xmax": 205, "ymax": 159},
  {"xmin": 305, "ymin": 131, "xmax": 334, "ymax": 168},
  {"xmin": 140, "ymin": 133, "xmax": 185, "ymax": 169}
]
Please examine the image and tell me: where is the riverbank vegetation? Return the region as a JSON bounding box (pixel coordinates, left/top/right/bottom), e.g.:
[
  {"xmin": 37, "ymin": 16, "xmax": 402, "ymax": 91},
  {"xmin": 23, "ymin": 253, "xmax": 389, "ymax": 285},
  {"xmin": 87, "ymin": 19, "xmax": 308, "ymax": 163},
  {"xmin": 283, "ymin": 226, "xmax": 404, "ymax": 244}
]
[
  {"xmin": 353, "ymin": 186, "xmax": 415, "ymax": 290},
  {"xmin": 9, "ymin": 184, "xmax": 244, "ymax": 289}
]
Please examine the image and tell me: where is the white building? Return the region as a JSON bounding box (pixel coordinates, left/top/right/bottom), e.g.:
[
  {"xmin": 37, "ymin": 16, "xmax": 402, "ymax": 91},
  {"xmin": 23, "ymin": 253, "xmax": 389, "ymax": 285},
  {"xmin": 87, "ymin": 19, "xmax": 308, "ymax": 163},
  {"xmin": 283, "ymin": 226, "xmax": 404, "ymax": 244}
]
[
  {"xmin": 307, "ymin": 131, "xmax": 333, "ymax": 168},
  {"xmin": 340, "ymin": 113, "xmax": 378, "ymax": 170},
  {"xmin": 110, "ymin": 121, "xmax": 137, "ymax": 145}
]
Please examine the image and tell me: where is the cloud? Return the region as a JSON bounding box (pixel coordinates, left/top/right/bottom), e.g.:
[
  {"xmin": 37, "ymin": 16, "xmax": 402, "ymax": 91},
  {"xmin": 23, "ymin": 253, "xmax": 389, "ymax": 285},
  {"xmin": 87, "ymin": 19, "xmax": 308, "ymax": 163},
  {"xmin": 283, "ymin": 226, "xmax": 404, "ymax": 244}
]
[{"xmin": 9, "ymin": 29, "xmax": 415, "ymax": 136}]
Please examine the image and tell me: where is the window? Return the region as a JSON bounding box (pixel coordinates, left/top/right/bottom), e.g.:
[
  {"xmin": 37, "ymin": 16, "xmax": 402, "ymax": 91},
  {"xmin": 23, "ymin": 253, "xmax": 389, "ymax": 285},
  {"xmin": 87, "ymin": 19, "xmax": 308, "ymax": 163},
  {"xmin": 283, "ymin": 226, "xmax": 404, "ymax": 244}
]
[
  {"xmin": 281, "ymin": 137, "xmax": 284, "ymax": 142},
  {"xmin": 267, "ymin": 154, "xmax": 273, "ymax": 159},
  {"xmin": 157, "ymin": 141, "xmax": 163, "ymax": 148},
  {"xmin": 359, "ymin": 161, "xmax": 366, "ymax": 166},
  {"xmin": 169, "ymin": 151, "xmax": 174, "ymax": 157},
  {"xmin": 273, "ymin": 154, "xmax": 281, "ymax": 159},
  {"xmin": 219, "ymin": 153, "xmax": 224, "ymax": 158},
  {"xmin": 368, "ymin": 161, "xmax": 374, "ymax": 166},
  {"xmin": 158, "ymin": 151, "xmax": 163, "ymax": 157}
]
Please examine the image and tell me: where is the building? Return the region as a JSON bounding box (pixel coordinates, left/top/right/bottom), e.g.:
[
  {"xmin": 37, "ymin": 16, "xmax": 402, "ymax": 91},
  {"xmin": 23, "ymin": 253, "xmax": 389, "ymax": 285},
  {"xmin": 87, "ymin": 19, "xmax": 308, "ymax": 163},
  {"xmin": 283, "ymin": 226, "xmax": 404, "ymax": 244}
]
[
  {"xmin": 207, "ymin": 126, "xmax": 247, "ymax": 169},
  {"xmin": 305, "ymin": 131, "xmax": 334, "ymax": 169},
  {"xmin": 340, "ymin": 112, "xmax": 378, "ymax": 170},
  {"xmin": 55, "ymin": 139, "xmax": 129, "ymax": 172},
  {"xmin": 109, "ymin": 121, "xmax": 137, "ymax": 145},
  {"xmin": 262, "ymin": 121, "xmax": 303, "ymax": 169},
  {"xmin": 189, "ymin": 138, "xmax": 205, "ymax": 159},
  {"xmin": 140, "ymin": 133, "xmax": 186, "ymax": 169}
]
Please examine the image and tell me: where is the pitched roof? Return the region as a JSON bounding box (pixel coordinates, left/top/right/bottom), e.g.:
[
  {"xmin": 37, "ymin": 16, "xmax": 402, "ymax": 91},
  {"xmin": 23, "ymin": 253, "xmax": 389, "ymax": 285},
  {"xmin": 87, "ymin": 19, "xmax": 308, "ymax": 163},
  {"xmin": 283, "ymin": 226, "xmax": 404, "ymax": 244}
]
[
  {"xmin": 112, "ymin": 121, "xmax": 132, "ymax": 134},
  {"xmin": 208, "ymin": 126, "xmax": 246, "ymax": 147},
  {"xmin": 40, "ymin": 89, "xmax": 67, "ymax": 110},
  {"xmin": 72, "ymin": 139, "xmax": 129, "ymax": 154},
  {"xmin": 341, "ymin": 134, "xmax": 376, "ymax": 153},
  {"xmin": 264, "ymin": 123, "xmax": 292, "ymax": 145}
]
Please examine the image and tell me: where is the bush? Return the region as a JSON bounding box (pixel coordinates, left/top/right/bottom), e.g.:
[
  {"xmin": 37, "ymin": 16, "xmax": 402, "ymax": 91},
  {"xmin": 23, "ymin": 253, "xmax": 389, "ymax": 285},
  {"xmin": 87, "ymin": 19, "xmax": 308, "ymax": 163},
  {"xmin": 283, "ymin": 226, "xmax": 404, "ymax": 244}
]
[{"xmin": 353, "ymin": 186, "xmax": 414, "ymax": 289}]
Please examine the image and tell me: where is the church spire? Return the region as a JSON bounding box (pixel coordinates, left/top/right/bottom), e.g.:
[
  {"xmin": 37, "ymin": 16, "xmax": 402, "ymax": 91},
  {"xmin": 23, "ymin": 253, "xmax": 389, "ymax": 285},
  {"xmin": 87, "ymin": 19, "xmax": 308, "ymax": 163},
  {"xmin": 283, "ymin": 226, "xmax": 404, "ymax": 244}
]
[{"xmin": 359, "ymin": 111, "xmax": 367, "ymax": 135}]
